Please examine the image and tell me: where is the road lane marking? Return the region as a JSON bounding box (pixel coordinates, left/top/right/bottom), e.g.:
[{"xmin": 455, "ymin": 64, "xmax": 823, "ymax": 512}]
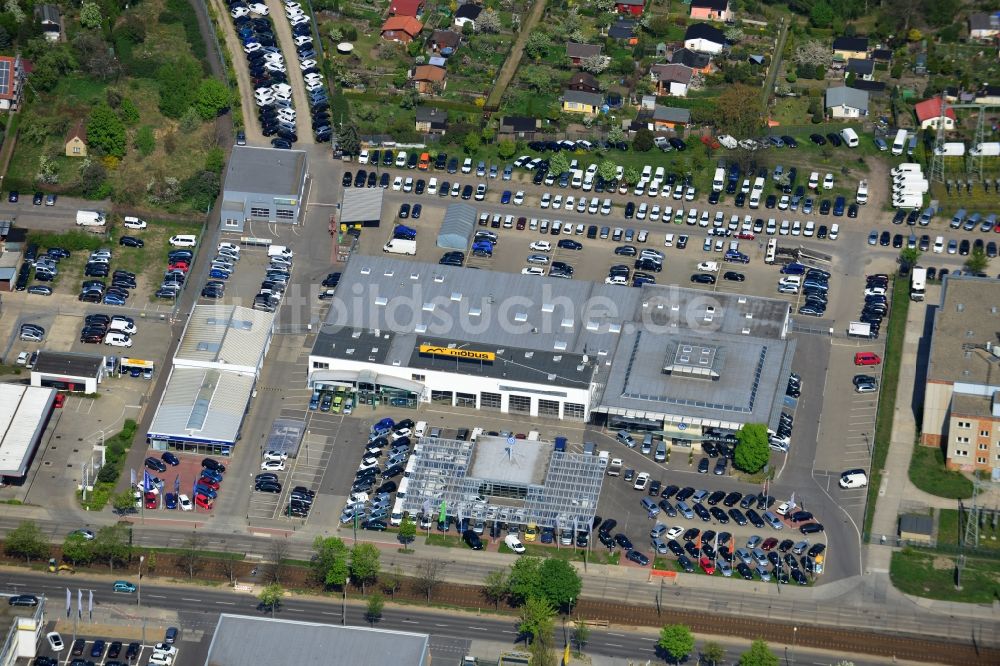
[
  {"xmin": 434, "ymin": 623, "xmax": 449, "ymax": 627},
  {"xmin": 608, "ymin": 632, "xmax": 626, "ymax": 637},
  {"xmin": 181, "ymin": 598, "xmax": 201, "ymax": 602},
  {"xmin": 401, "ymin": 620, "xmax": 419, "ymax": 624},
  {"xmin": 148, "ymin": 595, "xmax": 166, "ymax": 599},
  {"xmin": 215, "ymin": 601, "xmax": 235, "ymax": 605},
  {"xmin": 467, "ymin": 626, "xmax": 488, "ymax": 631}
]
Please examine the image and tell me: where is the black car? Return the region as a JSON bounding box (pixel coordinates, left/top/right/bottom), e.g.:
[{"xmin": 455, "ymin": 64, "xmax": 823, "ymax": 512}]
[
  {"xmin": 675, "ymin": 486, "xmax": 695, "ymax": 502},
  {"xmin": 342, "ymin": 172, "xmax": 352, "ymax": 187},
  {"xmin": 364, "ymin": 520, "xmax": 388, "ymax": 531},
  {"xmin": 119, "ymin": 236, "xmax": 144, "ymax": 248},
  {"xmin": 723, "ymin": 491, "xmax": 742, "ymax": 507},
  {"xmin": 145, "ymin": 456, "xmax": 167, "ymax": 473},
  {"xmin": 826, "ymin": 132, "xmax": 842, "ymax": 147},
  {"xmin": 598, "ymin": 518, "xmax": 617, "ymax": 535},
  {"xmin": 728, "ymin": 508, "xmax": 748, "ymax": 525},
  {"xmin": 690, "ymin": 273, "xmax": 715, "ymax": 284},
  {"xmin": 667, "ymin": 540, "xmax": 684, "ymax": 556},
  {"xmin": 557, "ymin": 239, "xmax": 582, "ymax": 250},
  {"xmin": 706, "ymin": 490, "xmax": 726, "ymax": 505},
  {"xmin": 677, "ymin": 555, "xmax": 695, "ymax": 573},
  {"xmin": 624, "ymin": 202, "xmax": 635, "ymax": 218},
  {"xmin": 723, "ymin": 271, "xmax": 745, "ymax": 282},
  {"xmin": 737, "ymin": 562, "xmax": 754, "ymax": 580},
  {"xmin": 809, "ymin": 133, "xmax": 826, "ymax": 145},
  {"xmin": 661, "ymin": 484, "xmax": 679, "ymax": 499},
  {"xmin": 8, "ymin": 594, "xmax": 38, "ymax": 606},
  {"xmin": 745, "ymin": 508, "xmax": 765, "ymax": 528},
  {"xmin": 614, "ymin": 533, "xmax": 633, "ymax": 550},
  {"xmin": 708, "ymin": 190, "xmax": 720, "ymax": 205},
  {"xmin": 462, "ymin": 529, "xmax": 484, "ymax": 550},
  {"xmin": 626, "ymin": 550, "xmax": 649, "ymax": 566},
  {"xmin": 598, "ymin": 531, "xmax": 615, "ymax": 548}
]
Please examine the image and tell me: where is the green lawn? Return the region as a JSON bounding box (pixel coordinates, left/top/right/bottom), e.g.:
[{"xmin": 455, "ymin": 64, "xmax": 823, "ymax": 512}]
[
  {"xmin": 863, "ymin": 276, "xmax": 911, "ymax": 539},
  {"xmin": 890, "ymin": 549, "xmax": 1000, "ymax": 603},
  {"xmin": 424, "ymin": 533, "xmax": 465, "ymax": 548},
  {"xmin": 908, "ymin": 444, "xmax": 974, "ymax": 500},
  {"xmin": 938, "ymin": 509, "xmax": 1000, "ymax": 551}
]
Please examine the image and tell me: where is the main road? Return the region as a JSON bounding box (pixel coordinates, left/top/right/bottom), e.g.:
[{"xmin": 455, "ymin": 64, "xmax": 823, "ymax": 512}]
[{"xmin": 1, "ymin": 569, "xmax": 909, "ymax": 666}]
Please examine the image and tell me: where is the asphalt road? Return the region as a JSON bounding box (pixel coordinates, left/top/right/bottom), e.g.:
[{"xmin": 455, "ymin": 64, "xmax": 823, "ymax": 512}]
[{"xmin": 2, "ymin": 570, "xmax": 900, "ymax": 666}]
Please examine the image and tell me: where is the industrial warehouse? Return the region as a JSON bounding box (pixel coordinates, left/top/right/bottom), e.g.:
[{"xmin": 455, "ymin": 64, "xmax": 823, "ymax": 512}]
[{"xmin": 308, "ymin": 256, "xmax": 796, "ymax": 446}]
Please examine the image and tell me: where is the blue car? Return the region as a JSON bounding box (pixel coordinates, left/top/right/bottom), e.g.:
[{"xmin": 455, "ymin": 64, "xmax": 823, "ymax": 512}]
[
  {"xmin": 103, "ymin": 294, "xmax": 126, "ymax": 305},
  {"xmin": 308, "ymin": 392, "xmax": 321, "ymax": 410},
  {"xmin": 162, "ymin": 452, "xmax": 180, "ymax": 466},
  {"xmin": 209, "ymin": 268, "xmax": 230, "ymax": 279},
  {"xmin": 164, "ymin": 493, "xmax": 178, "ymax": 509},
  {"xmin": 193, "ymin": 484, "xmax": 217, "ymax": 499},
  {"xmin": 200, "ymin": 468, "xmax": 224, "ymax": 483},
  {"xmin": 500, "ymin": 190, "xmax": 512, "ymax": 204}
]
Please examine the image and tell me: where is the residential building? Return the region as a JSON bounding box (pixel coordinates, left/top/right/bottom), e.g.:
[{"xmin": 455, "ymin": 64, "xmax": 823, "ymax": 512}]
[
  {"xmin": 651, "ymin": 105, "xmax": 691, "ymax": 130},
  {"xmin": 975, "ymin": 84, "xmax": 1000, "ymax": 105},
  {"xmin": 499, "ymin": 116, "xmax": 539, "ymax": 139},
  {"xmin": 414, "ymin": 106, "xmax": 448, "ymax": 134},
  {"xmin": 824, "ymin": 86, "xmax": 869, "ymax": 119},
  {"xmin": 920, "ymin": 275, "xmax": 1000, "ymax": 475},
  {"xmin": 0, "ymin": 55, "xmax": 25, "ymax": 110},
  {"xmin": 380, "ymin": 16, "xmax": 422, "ymax": 43},
  {"xmin": 566, "ymin": 42, "xmax": 602, "ymax": 66},
  {"xmin": 567, "ymin": 71, "xmax": 600, "ymax": 94},
  {"xmin": 388, "ymin": 0, "xmax": 424, "ymax": 17},
  {"xmin": 684, "ymin": 23, "xmax": 726, "ymax": 55},
  {"xmin": 650, "ymin": 63, "xmax": 692, "ymax": 97},
  {"xmin": 872, "ymin": 48, "xmax": 893, "ymax": 63},
  {"xmin": 969, "ymin": 12, "xmax": 1000, "ymax": 41},
  {"xmin": 429, "ymin": 29, "xmax": 460, "ymax": 54},
  {"xmin": 914, "ymin": 96, "xmax": 956, "ymax": 130},
  {"xmin": 689, "ymin": 0, "xmax": 731, "ymax": 22},
  {"xmin": 64, "ymin": 120, "xmax": 88, "ymax": 158},
  {"xmin": 832, "ymin": 36, "xmax": 869, "ymax": 60},
  {"xmin": 219, "ymin": 146, "xmax": 308, "ymax": 232},
  {"xmin": 608, "ymin": 18, "xmax": 637, "ymax": 42},
  {"xmin": 411, "ymin": 64, "xmax": 446, "ymax": 93},
  {"xmin": 846, "ymin": 58, "xmax": 874, "ymax": 81},
  {"xmin": 34, "ymin": 3, "xmax": 60, "ymax": 41},
  {"xmin": 561, "ymin": 89, "xmax": 603, "ymax": 115},
  {"xmin": 615, "ymin": 0, "xmax": 646, "ymax": 16},
  {"xmin": 453, "ymin": 4, "xmax": 481, "ymax": 29},
  {"xmin": 670, "ymin": 47, "xmax": 711, "ymax": 73},
  {"xmin": 0, "ymin": 385, "xmax": 56, "ymax": 482}
]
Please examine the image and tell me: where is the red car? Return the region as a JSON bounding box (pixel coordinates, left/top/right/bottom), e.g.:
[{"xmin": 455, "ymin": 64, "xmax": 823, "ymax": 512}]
[
  {"xmin": 197, "ymin": 476, "xmax": 220, "ymax": 491},
  {"xmin": 194, "ymin": 493, "xmax": 213, "ymax": 510},
  {"xmin": 53, "ymin": 394, "xmax": 66, "ymax": 408},
  {"xmin": 761, "ymin": 537, "xmax": 779, "ymax": 551},
  {"xmin": 737, "ymin": 232, "xmax": 755, "ymax": 240},
  {"xmin": 699, "ymin": 556, "xmax": 716, "ymax": 575},
  {"xmin": 167, "ymin": 262, "xmax": 189, "ymax": 272},
  {"xmin": 516, "ymin": 216, "xmax": 526, "ymax": 230},
  {"xmin": 144, "ymin": 492, "xmax": 158, "ymax": 509},
  {"xmin": 854, "ymin": 352, "xmax": 881, "ymax": 366}
]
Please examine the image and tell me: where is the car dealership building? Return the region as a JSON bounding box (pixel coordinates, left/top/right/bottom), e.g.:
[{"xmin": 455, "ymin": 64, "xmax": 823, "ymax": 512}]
[{"xmin": 309, "ymin": 256, "xmax": 797, "ymax": 445}]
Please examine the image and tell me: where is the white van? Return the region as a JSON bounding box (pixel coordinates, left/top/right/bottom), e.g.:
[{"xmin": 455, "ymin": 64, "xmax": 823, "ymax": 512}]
[
  {"xmin": 396, "ymin": 476, "xmax": 410, "ymax": 499},
  {"xmin": 839, "ymin": 469, "xmax": 868, "ymax": 489},
  {"xmin": 403, "ymin": 457, "xmax": 418, "ymax": 479},
  {"xmin": 891, "ymin": 128, "xmax": 908, "ymax": 156},
  {"xmin": 104, "ymin": 332, "xmax": 133, "ymax": 348},
  {"xmin": 414, "ymin": 421, "xmax": 427, "ymax": 438},
  {"xmin": 470, "ymin": 426, "xmax": 485, "ymax": 442},
  {"xmin": 840, "ymin": 127, "xmax": 859, "ymax": 147},
  {"xmin": 169, "ymin": 235, "xmax": 197, "ymax": 247},
  {"xmin": 267, "ymin": 244, "xmax": 293, "ymax": 258},
  {"xmin": 123, "ymin": 216, "xmax": 147, "ymax": 229},
  {"xmin": 76, "ymin": 210, "xmax": 106, "ymax": 226},
  {"xmin": 108, "ymin": 319, "xmax": 138, "ymax": 335},
  {"xmin": 389, "ymin": 498, "xmax": 406, "ymax": 526}
]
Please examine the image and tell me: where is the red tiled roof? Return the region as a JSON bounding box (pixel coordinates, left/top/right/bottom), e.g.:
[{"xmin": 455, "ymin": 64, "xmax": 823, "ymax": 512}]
[
  {"xmin": 915, "ymin": 96, "xmax": 956, "ymax": 123},
  {"xmin": 389, "ymin": 0, "xmax": 423, "ymax": 17},
  {"xmin": 381, "ymin": 16, "xmax": 423, "ymax": 37}
]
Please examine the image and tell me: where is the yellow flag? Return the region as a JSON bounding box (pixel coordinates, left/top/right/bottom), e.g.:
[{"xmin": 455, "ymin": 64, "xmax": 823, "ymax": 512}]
[{"xmin": 563, "ymin": 641, "xmax": 571, "ymax": 665}]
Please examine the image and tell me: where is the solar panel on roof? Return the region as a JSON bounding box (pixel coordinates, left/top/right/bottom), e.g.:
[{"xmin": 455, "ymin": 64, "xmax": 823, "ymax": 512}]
[{"xmin": 0, "ymin": 60, "xmax": 11, "ymax": 96}]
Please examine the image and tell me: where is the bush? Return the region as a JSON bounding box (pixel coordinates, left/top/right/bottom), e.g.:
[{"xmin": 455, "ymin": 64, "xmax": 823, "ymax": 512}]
[{"xmin": 26, "ymin": 230, "xmax": 105, "ymax": 252}]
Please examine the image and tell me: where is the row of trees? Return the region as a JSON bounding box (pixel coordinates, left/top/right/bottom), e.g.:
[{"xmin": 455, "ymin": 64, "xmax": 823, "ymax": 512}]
[{"xmin": 658, "ymin": 625, "xmax": 783, "ymax": 666}]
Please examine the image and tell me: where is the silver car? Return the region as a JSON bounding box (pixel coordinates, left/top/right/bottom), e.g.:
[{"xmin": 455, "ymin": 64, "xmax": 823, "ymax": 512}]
[{"xmin": 526, "ymin": 254, "xmax": 549, "ymax": 265}]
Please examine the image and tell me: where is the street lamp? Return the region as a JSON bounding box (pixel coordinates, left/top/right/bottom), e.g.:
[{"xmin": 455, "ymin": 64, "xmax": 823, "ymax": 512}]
[
  {"xmin": 138, "ymin": 556, "xmax": 144, "ymax": 607},
  {"xmin": 792, "ymin": 626, "xmax": 797, "ymax": 665}
]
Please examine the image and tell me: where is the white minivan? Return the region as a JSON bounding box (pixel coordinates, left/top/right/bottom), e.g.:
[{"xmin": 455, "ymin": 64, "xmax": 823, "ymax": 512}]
[
  {"xmin": 169, "ymin": 235, "xmax": 197, "ymax": 247},
  {"xmin": 839, "ymin": 469, "xmax": 868, "ymax": 489}
]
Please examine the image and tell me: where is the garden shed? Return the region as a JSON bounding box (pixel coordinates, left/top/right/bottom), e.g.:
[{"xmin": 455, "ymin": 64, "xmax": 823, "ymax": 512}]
[{"xmin": 437, "ymin": 203, "xmax": 476, "ymax": 250}]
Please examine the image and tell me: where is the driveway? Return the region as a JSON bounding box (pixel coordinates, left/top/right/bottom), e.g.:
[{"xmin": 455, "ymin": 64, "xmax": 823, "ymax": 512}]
[
  {"xmin": 263, "ymin": 0, "xmax": 314, "ymax": 146},
  {"xmin": 210, "ymin": 0, "xmax": 264, "ymax": 146}
]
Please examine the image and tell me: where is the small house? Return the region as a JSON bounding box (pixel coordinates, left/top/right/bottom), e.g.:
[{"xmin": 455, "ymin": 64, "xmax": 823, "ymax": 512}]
[
  {"xmin": 872, "ymin": 48, "xmax": 893, "ymax": 63},
  {"xmin": 824, "ymin": 86, "xmax": 869, "ymax": 119},
  {"xmin": 913, "ymin": 53, "xmax": 927, "ymax": 75},
  {"xmin": 430, "ymin": 30, "xmax": 461, "ymax": 55},
  {"xmin": 832, "ymin": 36, "xmax": 868, "ymax": 60},
  {"xmin": 381, "ymin": 16, "xmax": 423, "ymax": 43},
  {"xmin": 684, "ymin": 23, "xmax": 726, "ymax": 55},
  {"xmin": 608, "ymin": 18, "xmax": 637, "ymax": 43},
  {"xmin": 453, "ymin": 4, "xmax": 482, "ymax": 30},
  {"xmin": 567, "ymin": 71, "xmax": 600, "ymax": 94},
  {"xmin": 689, "ymin": 0, "xmax": 731, "ymax": 22},
  {"xmin": 969, "ymin": 12, "xmax": 1000, "ymax": 41},
  {"xmin": 34, "ymin": 3, "xmax": 60, "ymax": 42},
  {"xmin": 914, "ymin": 96, "xmax": 956, "ymax": 130},
  {"xmin": 561, "ymin": 89, "xmax": 603, "ymax": 115},
  {"xmin": 411, "ymin": 65, "xmax": 446, "ymax": 93},
  {"xmin": 846, "ymin": 58, "xmax": 875, "ymax": 81},
  {"xmin": 388, "ymin": 0, "xmax": 424, "ymax": 17},
  {"xmin": 898, "ymin": 514, "xmax": 933, "ymax": 545},
  {"xmin": 975, "ymin": 84, "xmax": 1000, "ymax": 105},
  {"xmin": 0, "ymin": 55, "xmax": 25, "ymax": 110},
  {"xmin": 670, "ymin": 47, "xmax": 711, "ymax": 74},
  {"xmin": 415, "ymin": 107, "xmax": 448, "ymax": 134},
  {"xmin": 615, "ymin": 0, "xmax": 646, "ymax": 16},
  {"xmin": 652, "ymin": 105, "xmax": 691, "ymax": 130},
  {"xmin": 649, "ymin": 63, "xmax": 692, "ymax": 97},
  {"xmin": 566, "ymin": 42, "xmax": 602, "ymax": 66},
  {"xmin": 499, "ymin": 116, "xmax": 540, "ymax": 140},
  {"xmin": 65, "ymin": 120, "xmax": 88, "ymax": 158}
]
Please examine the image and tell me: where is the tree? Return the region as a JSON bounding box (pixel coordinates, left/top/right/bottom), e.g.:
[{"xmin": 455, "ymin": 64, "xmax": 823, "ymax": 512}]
[
  {"xmin": 339, "ymin": 124, "xmax": 361, "ymax": 156},
  {"xmin": 219, "ymin": 552, "xmax": 241, "ymax": 585},
  {"xmin": 93, "ymin": 524, "xmax": 132, "ymax": 572},
  {"xmin": 180, "ymin": 533, "xmax": 204, "ymax": 579},
  {"xmin": 413, "ymin": 559, "xmax": 447, "ymax": 601},
  {"xmin": 725, "ymin": 26, "xmax": 744, "ymax": 42},
  {"xmin": 463, "ymin": 132, "xmax": 481, "ymax": 154},
  {"xmin": 538, "ymin": 559, "xmax": 581, "ymax": 611},
  {"xmin": 809, "ymin": 1, "xmax": 834, "ymax": 28},
  {"xmin": 380, "ymin": 564, "xmax": 403, "ymax": 598},
  {"xmin": 508, "ymin": 557, "xmax": 543, "ymax": 604},
  {"xmin": 712, "ymin": 85, "xmax": 764, "ymax": 168},
  {"xmin": 119, "ymin": 99, "xmax": 140, "ymax": 126},
  {"xmin": 518, "ymin": 595, "xmax": 555, "ymax": 643},
  {"xmin": 498, "ymin": 139, "xmax": 517, "ymax": 160},
  {"xmin": 622, "ymin": 166, "xmax": 640, "ymax": 186},
  {"xmin": 524, "ymin": 31, "xmax": 550, "ymax": 60},
  {"xmin": 658, "ymin": 625, "xmax": 695, "ymax": 664},
  {"xmin": 62, "ymin": 533, "xmax": 93, "ymax": 565},
  {"xmin": 87, "ymin": 105, "xmax": 126, "ymax": 159},
  {"xmin": 312, "ymin": 536, "xmax": 350, "ymax": 587},
  {"xmin": 145, "ymin": 551, "xmax": 157, "ymax": 575},
  {"xmin": 632, "ymin": 128, "xmax": 654, "ymax": 152},
  {"xmin": 112, "ymin": 490, "xmax": 135, "ymax": 514},
  {"xmin": 482, "ymin": 569, "xmax": 510, "ymax": 609},
  {"xmin": 73, "ymin": 33, "xmax": 119, "ymax": 81},
  {"xmin": 572, "ymin": 620, "xmax": 590, "ymax": 652},
  {"xmin": 580, "ymin": 53, "xmax": 607, "ymax": 74},
  {"xmin": 702, "ymin": 640, "xmax": 726, "ymax": 665},
  {"xmin": 735, "ymin": 423, "xmax": 771, "ymax": 473},
  {"xmin": 607, "ymin": 124, "xmax": 625, "ymax": 145},
  {"xmin": 597, "ymin": 159, "xmax": 617, "ymax": 182},
  {"xmin": 135, "ymin": 126, "xmax": 155, "ymax": 157},
  {"xmin": 397, "ymin": 515, "xmax": 417, "ymax": 546},
  {"xmin": 965, "ymin": 247, "xmax": 990, "ymax": 273},
  {"xmin": 365, "ymin": 592, "xmax": 385, "ymax": 625},
  {"xmin": 899, "ymin": 247, "xmax": 921, "ymax": 268},
  {"xmin": 794, "ymin": 41, "xmax": 832, "ymax": 68},
  {"xmin": 258, "ymin": 583, "xmax": 284, "ymax": 617},
  {"xmin": 5, "ymin": 521, "xmax": 49, "ymax": 563},
  {"xmin": 80, "ymin": 161, "xmax": 107, "ymax": 196},
  {"xmin": 79, "ymin": 1, "xmax": 102, "ymax": 29},
  {"xmin": 739, "ymin": 639, "xmax": 779, "ymax": 666},
  {"xmin": 548, "ymin": 153, "xmax": 570, "ymax": 177},
  {"xmin": 349, "ymin": 543, "xmax": 381, "ymax": 594},
  {"xmin": 194, "ymin": 79, "xmax": 230, "ymax": 120},
  {"xmin": 155, "ymin": 57, "xmax": 202, "ymax": 119},
  {"xmin": 476, "ymin": 9, "xmax": 501, "ymax": 34}
]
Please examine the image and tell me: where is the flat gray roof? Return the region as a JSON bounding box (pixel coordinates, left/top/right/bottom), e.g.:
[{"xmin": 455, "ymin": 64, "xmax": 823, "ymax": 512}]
[
  {"xmin": 0, "ymin": 385, "xmax": 55, "ymax": 477},
  {"xmin": 223, "ymin": 146, "xmax": 306, "ymax": 197},
  {"xmin": 33, "ymin": 351, "xmax": 103, "ymax": 378},
  {"xmin": 470, "ymin": 435, "xmax": 548, "ymax": 486},
  {"xmin": 147, "ymin": 367, "xmax": 255, "ymax": 445},
  {"xmin": 204, "ymin": 614, "xmax": 430, "ymax": 666},
  {"xmin": 175, "ymin": 304, "xmax": 274, "ymax": 371},
  {"xmin": 927, "ymin": 275, "xmax": 1000, "ymax": 386},
  {"xmin": 341, "ymin": 187, "xmax": 384, "ymax": 223}
]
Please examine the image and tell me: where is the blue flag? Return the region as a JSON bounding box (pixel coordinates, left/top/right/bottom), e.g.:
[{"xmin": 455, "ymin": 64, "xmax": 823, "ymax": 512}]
[
  {"xmin": 174, "ymin": 474, "xmax": 180, "ymax": 494},
  {"xmin": 143, "ymin": 470, "xmax": 153, "ymax": 492}
]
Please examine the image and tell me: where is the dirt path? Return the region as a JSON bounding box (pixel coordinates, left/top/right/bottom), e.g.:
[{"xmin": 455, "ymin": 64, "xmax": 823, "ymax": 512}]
[
  {"xmin": 264, "ymin": 0, "xmax": 315, "ymax": 146},
  {"xmin": 208, "ymin": 0, "xmax": 264, "ymax": 145},
  {"xmin": 484, "ymin": 0, "xmax": 547, "ymax": 110}
]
